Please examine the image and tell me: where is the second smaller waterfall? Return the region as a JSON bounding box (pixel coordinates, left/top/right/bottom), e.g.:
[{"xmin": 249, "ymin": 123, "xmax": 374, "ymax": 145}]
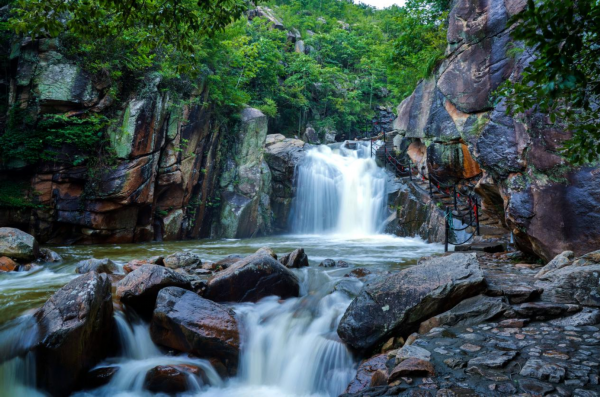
[{"xmin": 290, "ymin": 142, "xmax": 388, "ymax": 236}]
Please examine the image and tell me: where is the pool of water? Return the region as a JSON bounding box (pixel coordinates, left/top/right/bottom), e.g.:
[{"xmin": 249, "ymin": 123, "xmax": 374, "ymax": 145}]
[{"xmin": 0, "ymin": 234, "xmax": 442, "ymax": 325}]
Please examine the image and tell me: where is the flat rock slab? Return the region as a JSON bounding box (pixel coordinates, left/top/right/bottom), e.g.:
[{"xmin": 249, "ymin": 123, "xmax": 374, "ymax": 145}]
[
  {"xmin": 389, "ymin": 358, "xmax": 435, "ymax": 381},
  {"xmin": 467, "ymin": 351, "xmax": 517, "ymax": 368},
  {"xmin": 338, "ymin": 253, "xmax": 485, "ymax": 352}
]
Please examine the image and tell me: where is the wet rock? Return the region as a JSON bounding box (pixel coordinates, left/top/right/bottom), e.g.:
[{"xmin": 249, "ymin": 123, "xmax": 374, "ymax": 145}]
[
  {"xmin": 536, "ymin": 251, "xmax": 574, "ymax": 279},
  {"xmin": 388, "ymin": 358, "xmax": 435, "ymax": 381},
  {"xmin": 150, "ymin": 287, "xmax": 239, "ymax": 372},
  {"xmin": 84, "ymin": 366, "xmax": 119, "ymax": 390},
  {"xmin": 163, "ymin": 252, "xmax": 202, "ymax": 269},
  {"xmin": 369, "ymin": 369, "xmax": 388, "ymax": 387},
  {"xmin": 255, "ymin": 247, "xmax": 277, "ymax": 259},
  {"xmin": 418, "ymin": 295, "xmax": 509, "ymax": 334},
  {"xmin": 117, "ymin": 265, "xmax": 192, "ymax": 317},
  {"xmin": 334, "ymin": 278, "xmax": 363, "ymax": 298},
  {"xmin": 302, "ymin": 126, "xmax": 320, "ymax": 144},
  {"xmin": 465, "ymin": 366, "xmax": 509, "ymax": 382},
  {"xmin": 278, "ymin": 248, "xmax": 309, "ymax": 269},
  {"xmin": 319, "ymin": 259, "xmax": 336, "ymax": 267},
  {"xmin": 338, "ymin": 253, "xmax": 485, "ymax": 352},
  {"xmin": 215, "ymin": 255, "xmax": 244, "ymax": 269},
  {"xmin": 0, "ymin": 227, "xmax": 40, "ymax": 261},
  {"xmin": 518, "ymin": 378, "xmax": 555, "ymax": 395},
  {"xmin": 520, "ymin": 358, "xmax": 566, "ymax": 383},
  {"xmin": 467, "ymin": 350, "xmax": 517, "ymax": 368},
  {"xmin": 0, "ymin": 256, "xmax": 18, "ymax": 272},
  {"xmin": 39, "ymin": 248, "xmax": 62, "ymax": 263},
  {"xmin": 123, "ymin": 256, "xmax": 164, "ymax": 274},
  {"xmin": 346, "ymin": 268, "xmax": 371, "ymax": 278},
  {"xmin": 204, "ymin": 252, "xmax": 299, "ymax": 303},
  {"xmin": 336, "ymin": 260, "xmax": 350, "ymax": 268},
  {"xmin": 511, "ymin": 302, "xmax": 581, "ymax": 319},
  {"xmin": 551, "ymin": 308, "xmax": 600, "ymax": 327},
  {"xmin": 144, "ymin": 364, "xmax": 207, "ymax": 394},
  {"xmin": 437, "ymin": 387, "xmax": 480, "ymax": 396},
  {"xmin": 35, "ymin": 272, "xmax": 114, "ymax": 396},
  {"xmin": 535, "ymin": 263, "xmax": 600, "ymax": 307},
  {"xmin": 344, "ymin": 354, "xmax": 388, "ymax": 394},
  {"xmin": 444, "ymin": 358, "xmax": 466, "ymax": 370},
  {"xmin": 396, "ymin": 344, "xmax": 432, "ymax": 362},
  {"xmin": 75, "ymin": 258, "xmax": 118, "ymax": 274},
  {"xmin": 498, "ymin": 318, "xmax": 528, "ymax": 328}
]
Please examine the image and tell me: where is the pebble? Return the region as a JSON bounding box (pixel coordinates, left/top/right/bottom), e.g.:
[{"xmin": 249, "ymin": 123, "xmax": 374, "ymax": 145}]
[{"xmin": 459, "ymin": 343, "xmax": 481, "ymax": 353}]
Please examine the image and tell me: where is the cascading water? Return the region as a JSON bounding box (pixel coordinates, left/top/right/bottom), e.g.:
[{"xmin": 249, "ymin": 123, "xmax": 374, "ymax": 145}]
[{"xmin": 290, "ymin": 142, "xmax": 388, "ymax": 236}]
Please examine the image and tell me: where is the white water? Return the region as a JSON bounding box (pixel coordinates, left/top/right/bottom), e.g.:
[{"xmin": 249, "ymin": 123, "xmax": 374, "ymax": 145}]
[
  {"xmin": 0, "ymin": 141, "xmax": 445, "ymax": 397},
  {"xmin": 291, "ymin": 142, "xmax": 388, "ymax": 236}
]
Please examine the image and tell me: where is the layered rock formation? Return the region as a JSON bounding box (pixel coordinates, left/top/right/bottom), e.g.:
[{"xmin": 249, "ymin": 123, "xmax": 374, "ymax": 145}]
[{"xmin": 390, "ymin": 0, "xmax": 600, "ymax": 261}]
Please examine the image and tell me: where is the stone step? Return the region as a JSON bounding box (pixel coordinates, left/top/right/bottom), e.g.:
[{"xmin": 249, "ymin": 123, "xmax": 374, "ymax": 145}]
[{"xmin": 454, "ymin": 242, "xmax": 506, "ymax": 253}]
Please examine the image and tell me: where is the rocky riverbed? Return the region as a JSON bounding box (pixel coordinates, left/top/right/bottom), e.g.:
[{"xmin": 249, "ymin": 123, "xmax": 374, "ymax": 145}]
[{"xmin": 1, "ymin": 227, "xmax": 599, "ymax": 396}]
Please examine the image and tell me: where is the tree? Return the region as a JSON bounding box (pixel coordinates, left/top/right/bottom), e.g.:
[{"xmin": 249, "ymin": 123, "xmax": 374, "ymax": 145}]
[{"xmin": 501, "ymin": 0, "xmax": 600, "ymax": 165}]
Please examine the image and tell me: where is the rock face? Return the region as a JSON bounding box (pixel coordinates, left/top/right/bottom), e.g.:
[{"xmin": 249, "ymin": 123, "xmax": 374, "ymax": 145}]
[
  {"xmin": 75, "ymin": 258, "xmax": 118, "ymax": 274},
  {"xmin": 35, "ymin": 272, "xmax": 114, "ymax": 396},
  {"xmin": 389, "ymin": 0, "xmax": 600, "ymax": 261},
  {"xmin": 117, "ymin": 265, "xmax": 192, "ymax": 316},
  {"xmin": 204, "ymin": 251, "xmax": 300, "ymax": 303},
  {"xmin": 0, "ymin": 227, "xmax": 39, "ymax": 261},
  {"xmin": 218, "ymin": 108, "xmax": 272, "ymax": 238},
  {"xmin": 263, "ymin": 134, "xmax": 307, "ymax": 232},
  {"xmin": 150, "ymin": 287, "xmax": 239, "ymax": 372},
  {"xmin": 337, "ymin": 253, "xmax": 485, "ymax": 352},
  {"xmin": 1, "ymin": 40, "xmax": 229, "ymax": 244}
]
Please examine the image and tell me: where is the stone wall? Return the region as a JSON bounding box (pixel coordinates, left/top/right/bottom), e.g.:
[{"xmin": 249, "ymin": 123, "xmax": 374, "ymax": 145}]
[{"xmin": 391, "ymin": 0, "xmax": 600, "ymax": 261}]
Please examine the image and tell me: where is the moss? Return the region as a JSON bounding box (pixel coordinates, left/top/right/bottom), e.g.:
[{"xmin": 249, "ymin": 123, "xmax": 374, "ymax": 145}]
[{"xmin": 0, "ymin": 181, "xmax": 41, "ymax": 209}]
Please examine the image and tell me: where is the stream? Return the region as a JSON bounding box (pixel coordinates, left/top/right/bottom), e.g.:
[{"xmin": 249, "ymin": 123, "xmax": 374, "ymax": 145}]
[{"xmin": 0, "ymin": 142, "xmax": 443, "ymax": 396}]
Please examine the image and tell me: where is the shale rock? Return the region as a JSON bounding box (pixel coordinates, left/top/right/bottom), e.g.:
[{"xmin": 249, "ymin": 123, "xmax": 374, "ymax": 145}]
[
  {"xmin": 163, "ymin": 252, "xmax": 202, "ymax": 269},
  {"xmin": 75, "ymin": 258, "xmax": 118, "ymax": 274},
  {"xmin": 35, "ymin": 272, "xmax": 114, "ymax": 396},
  {"xmin": 418, "ymin": 295, "xmax": 509, "ymax": 334},
  {"xmin": 535, "ymin": 262, "xmax": 600, "ymax": 307},
  {"xmin": 150, "ymin": 287, "xmax": 239, "ymax": 372},
  {"xmin": 337, "ymin": 253, "xmax": 485, "ymax": 352},
  {"xmin": 0, "ymin": 227, "xmax": 39, "ymax": 261},
  {"xmin": 117, "ymin": 265, "xmax": 192, "ymax": 316},
  {"xmin": 279, "ymin": 248, "xmax": 309, "ymax": 269},
  {"xmin": 204, "ymin": 252, "xmax": 300, "ymax": 303},
  {"xmin": 535, "ymin": 250, "xmax": 574, "ymax": 279},
  {"xmin": 388, "ymin": 358, "xmax": 435, "ymax": 381}
]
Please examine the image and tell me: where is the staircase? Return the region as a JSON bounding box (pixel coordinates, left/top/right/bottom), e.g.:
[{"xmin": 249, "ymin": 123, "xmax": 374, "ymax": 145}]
[{"xmin": 368, "ymin": 135, "xmax": 510, "ymax": 252}]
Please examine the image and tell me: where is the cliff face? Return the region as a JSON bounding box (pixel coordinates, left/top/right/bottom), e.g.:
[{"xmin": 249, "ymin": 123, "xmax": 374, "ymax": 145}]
[
  {"xmin": 1, "ymin": 39, "xmax": 226, "ymax": 244},
  {"xmin": 392, "ymin": 0, "xmax": 600, "ymax": 261}
]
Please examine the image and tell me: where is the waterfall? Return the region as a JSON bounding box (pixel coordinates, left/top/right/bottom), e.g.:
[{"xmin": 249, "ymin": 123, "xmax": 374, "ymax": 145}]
[{"xmin": 290, "ymin": 142, "xmax": 388, "ymax": 236}]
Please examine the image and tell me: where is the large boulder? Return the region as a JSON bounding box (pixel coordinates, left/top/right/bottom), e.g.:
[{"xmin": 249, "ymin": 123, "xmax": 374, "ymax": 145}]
[
  {"xmin": 535, "ymin": 251, "xmax": 574, "ymax": 279},
  {"xmin": 204, "ymin": 252, "xmax": 300, "ymax": 303},
  {"xmin": 337, "ymin": 253, "xmax": 485, "ymax": 352},
  {"xmin": 35, "ymin": 272, "xmax": 114, "ymax": 396},
  {"xmin": 144, "ymin": 365, "xmax": 209, "ymax": 393},
  {"xmin": 75, "ymin": 258, "xmax": 118, "ymax": 274},
  {"xmin": 150, "ymin": 287, "xmax": 239, "ymax": 373},
  {"xmin": 117, "ymin": 265, "xmax": 192, "ymax": 316},
  {"xmin": 0, "ymin": 227, "xmax": 39, "ymax": 261}
]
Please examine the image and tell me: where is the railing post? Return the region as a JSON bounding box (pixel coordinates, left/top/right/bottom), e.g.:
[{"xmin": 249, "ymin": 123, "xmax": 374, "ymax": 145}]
[
  {"xmin": 453, "ymin": 185, "xmax": 457, "ymax": 211},
  {"xmin": 444, "ymin": 207, "xmax": 449, "ymax": 252},
  {"xmin": 428, "ymin": 177, "xmax": 432, "ymax": 197},
  {"xmin": 475, "ymin": 197, "xmax": 480, "ymax": 236}
]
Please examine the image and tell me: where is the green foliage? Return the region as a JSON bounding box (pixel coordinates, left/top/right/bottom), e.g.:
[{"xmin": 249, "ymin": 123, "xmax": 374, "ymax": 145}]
[
  {"xmin": 0, "ymin": 108, "xmax": 109, "ymax": 165},
  {"xmin": 0, "ymin": 181, "xmax": 40, "ymax": 209},
  {"xmin": 500, "ymin": 0, "xmax": 600, "ymax": 165}
]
